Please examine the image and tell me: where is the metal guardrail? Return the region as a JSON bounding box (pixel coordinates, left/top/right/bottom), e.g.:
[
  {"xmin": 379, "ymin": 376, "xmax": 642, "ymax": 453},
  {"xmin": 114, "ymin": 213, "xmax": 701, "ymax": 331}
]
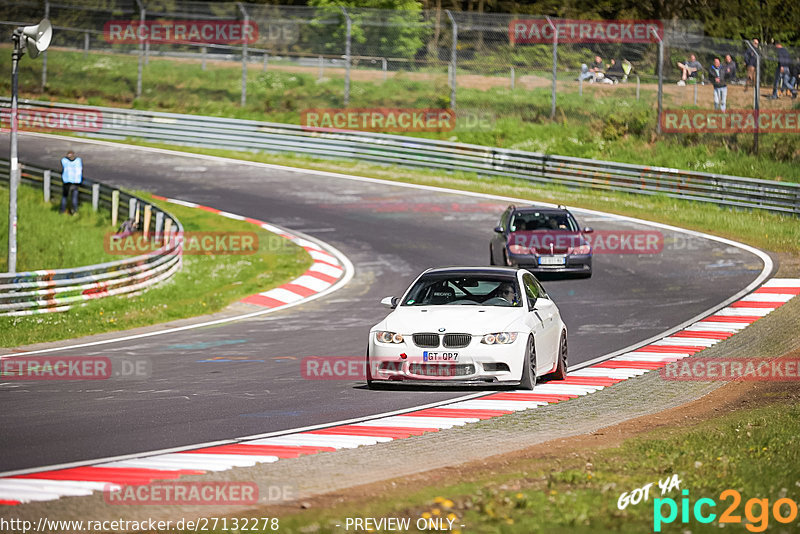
[
  {"xmin": 0, "ymin": 159, "xmax": 184, "ymax": 316},
  {"xmin": 2, "ymin": 99, "xmax": 799, "ymax": 215}
]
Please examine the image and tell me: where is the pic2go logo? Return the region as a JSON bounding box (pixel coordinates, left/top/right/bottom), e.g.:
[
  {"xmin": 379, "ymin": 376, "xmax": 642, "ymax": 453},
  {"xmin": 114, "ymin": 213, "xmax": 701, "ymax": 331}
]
[{"xmin": 654, "ymin": 489, "xmax": 800, "ymax": 532}]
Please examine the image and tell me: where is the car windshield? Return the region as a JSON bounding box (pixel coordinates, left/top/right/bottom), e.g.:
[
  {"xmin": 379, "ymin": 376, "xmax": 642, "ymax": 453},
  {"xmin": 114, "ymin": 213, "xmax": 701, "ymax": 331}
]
[
  {"xmin": 402, "ymin": 274, "xmax": 522, "ymax": 307},
  {"xmin": 509, "ymin": 211, "xmax": 578, "ymax": 232}
]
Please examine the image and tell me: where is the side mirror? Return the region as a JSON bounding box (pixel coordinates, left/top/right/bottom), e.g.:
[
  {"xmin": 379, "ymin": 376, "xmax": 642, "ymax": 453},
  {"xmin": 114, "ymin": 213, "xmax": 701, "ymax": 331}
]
[
  {"xmin": 494, "ymin": 225, "xmax": 504, "ymax": 233},
  {"xmin": 583, "ymin": 226, "xmax": 594, "ymax": 233},
  {"xmin": 381, "ymin": 296, "xmax": 399, "ymax": 309},
  {"xmin": 529, "ymin": 297, "xmax": 538, "ymax": 310}
]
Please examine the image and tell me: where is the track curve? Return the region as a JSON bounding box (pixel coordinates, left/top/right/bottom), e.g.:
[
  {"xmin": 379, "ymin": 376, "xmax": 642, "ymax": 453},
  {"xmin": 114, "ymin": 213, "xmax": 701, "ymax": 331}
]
[{"xmin": 0, "ymin": 133, "xmax": 770, "ymax": 472}]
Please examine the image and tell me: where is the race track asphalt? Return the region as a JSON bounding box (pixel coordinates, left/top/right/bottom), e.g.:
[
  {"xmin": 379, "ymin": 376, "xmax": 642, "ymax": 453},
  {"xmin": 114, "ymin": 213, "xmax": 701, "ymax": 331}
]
[{"xmin": 0, "ymin": 133, "xmax": 768, "ymax": 472}]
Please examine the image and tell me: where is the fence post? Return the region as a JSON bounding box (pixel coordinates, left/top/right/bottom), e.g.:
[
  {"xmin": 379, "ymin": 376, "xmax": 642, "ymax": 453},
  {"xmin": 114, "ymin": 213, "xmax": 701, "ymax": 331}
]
[
  {"xmin": 129, "ymin": 197, "xmax": 137, "ymax": 221},
  {"xmin": 237, "ymin": 2, "xmax": 249, "ymax": 107},
  {"xmin": 135, "ymin": 0, "xmax": 145, "ymax": 98},
  {"xmin": 318, "ymin": 55, "xmax": 323, "ymax": 80},
  {"xmin": 545, "ymin": 17, "xmax": 557, "ymax": 119},
  {"xmin": 43, "ymin": 170, "xmax": 51, "ymax": 202},
  {"xmin": 651, "ymin": 27, "xmax": 663, "ymax": 134},
  {"xmin": 145, "ymin": 40, "xmax": 150, "ymax": 65},
  {"xmin": 693, "ymin": 82, "xmax": 697, "ymax": 105},
  {"xmin": 445, "ymin": 10, "xmax": 457, "ymax": 111},
  {"xmin": 201, "ymin": 46, "xmax": 207, "ymax": 70},
  {"xmin": 155, "ymin": 211, "xmax": 164, "ymax": 243},
  {"xmin": 41, "ymin": 0, "xmax": 49, "ymax": 91},
  {"xmin": 745, "ymin": 39, "xmax": 760, "ymax": 154},
  {"xmin": 382, "ymin": 57, "xmax": 387, "ymax": 81},
  {"xmin": 578, "ymin": 75, "xmax": 582, "ymax": 96},
  {"xmin": 341, "ymin": 6, "xmax": 351, "ymax": 107},
  {"xmin": 143, "ymin": 205, "xmax": 152, "ymax": 239},
  {"xmin": 84, "ymin": 32, "xmax": 90, "ymax": 59},
  {"xmin": 636, "ymin": 75, "xmax": 640, "ymax": 100},
  {"xmin": 91, "ymin": 183, "xmax": 99, "ymax": 211},
  {"xmin": 111, "ymin": 190, "xmax": 119, "ymax": 226},
  {"xmin": 511, "ymin": 66, "xmax": 515, "ymax": 90},
  {"xmin": 263, "ymin": 51, "xmax": 269, "ymax": 72}
]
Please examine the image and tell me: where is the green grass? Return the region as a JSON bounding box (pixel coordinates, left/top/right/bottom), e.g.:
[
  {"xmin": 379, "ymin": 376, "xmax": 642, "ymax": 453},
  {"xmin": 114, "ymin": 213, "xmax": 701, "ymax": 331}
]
[
  {"xmin": 82, "ymin": 138, "xmax": 800, "ymax": 256},
  {"xmin": 0, "ymin": 184, "xmax": 118, "ymax": 272},
  {"xmin": 255, "ymin": 392, "xmax": 800, "ymax": 533},
  {"xmin": 0, "ymin": 190, "xmax": 312, "ymax": 347},
  {"xmin": 2, "ymin": 46, "xmax": 799, "ymax": 182}
]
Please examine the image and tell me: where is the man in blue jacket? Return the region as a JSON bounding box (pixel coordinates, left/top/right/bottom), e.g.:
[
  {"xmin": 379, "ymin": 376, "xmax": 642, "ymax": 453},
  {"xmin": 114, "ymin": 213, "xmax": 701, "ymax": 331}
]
[
  {"xmin": 771, "ymin": 42, "xmax": 794, "ymax": 99},
  {"xmin": 60, "ymin": 150, "xmax": 83, "ymax": 215}
]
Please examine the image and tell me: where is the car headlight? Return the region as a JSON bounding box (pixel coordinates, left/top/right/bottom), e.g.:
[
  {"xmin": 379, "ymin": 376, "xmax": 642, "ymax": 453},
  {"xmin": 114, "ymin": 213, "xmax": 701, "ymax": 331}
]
[
  {"xmin": 481, "ymin": 332, "xmax": 518, "ymax": 345},
  {"xmin": 375, "ymin": 331, "xmax": 404, "ymax": 344},
  {"xmin": 568, "ymin": 244, "xmax": 591, "ymax": 255}
]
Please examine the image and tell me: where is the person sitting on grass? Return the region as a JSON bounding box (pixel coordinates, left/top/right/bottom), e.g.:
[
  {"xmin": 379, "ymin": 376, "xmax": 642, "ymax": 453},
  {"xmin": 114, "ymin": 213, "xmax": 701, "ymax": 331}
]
[
  {"xmin": 677, "ymin": 54, "xmax": 703, "ymax": 85},
  {"xmin": 605, "ymin": 58, "xmax": 625, "ymax": 84}
]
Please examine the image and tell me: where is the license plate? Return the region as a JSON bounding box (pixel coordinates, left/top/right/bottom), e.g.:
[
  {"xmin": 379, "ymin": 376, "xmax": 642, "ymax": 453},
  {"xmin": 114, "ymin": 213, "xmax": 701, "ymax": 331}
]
[
  {"xmin": 423, "ymin": 351, "xmax": 459, "ymax": 362},
  {"xmin": 539, "ymin": 255, "xmax": 566, "ymax": 266}
]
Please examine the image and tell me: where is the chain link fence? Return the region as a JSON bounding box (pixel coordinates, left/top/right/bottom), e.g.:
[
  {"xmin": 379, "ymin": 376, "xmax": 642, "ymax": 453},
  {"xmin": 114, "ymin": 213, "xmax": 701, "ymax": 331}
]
[{"xmin": 1, "ymin": 1, "xmax": 798, "ymax": 158}]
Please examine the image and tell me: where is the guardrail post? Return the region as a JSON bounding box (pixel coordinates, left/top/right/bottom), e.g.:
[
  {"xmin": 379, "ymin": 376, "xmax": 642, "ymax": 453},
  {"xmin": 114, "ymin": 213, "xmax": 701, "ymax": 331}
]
[
  {"xmin": 91, "ymin": 183, "xmax": 99, "ymax": 211},
  {"xmin": 84, "ymin": 32, "xmax": 90, "ymax": 59},
  {"xmin": 511, "ymin": 66, "xmax": 516, "ymax": 90},
  {"xmin": 264, "ymin": 52, "xmax": 269, "ymax": 72},
  {"xmin": 164, "ymin": 218, "xmax": 172, "ymax": 246},
  {"xmin": 143, "ymin": 204, "xmax": 152, "ymax": 239},
  {"xmin": 636, "ymin": 75, "xmax": 640, "ymax": 100},
  {"xmin": 445, "ymin": 10, "xmax": 457, "ymax": 110},
  {"xmin": 129, "ymin": 197, "xmax": 137, "ymax": 221},
  {"xmin": 111, "ymin": 190, "xmax": 119, "ymax": 226},
  {"xmin": 578, "ymin": 75, "xmax": 582, "ymax": 96},
  {"xmin": 237, "ymin": 2, "xmax": 249, "ymax": 107},
  {"xmin": 693, "ymin": 82, "xmax": 698, "ymax": 105},
  {"xmin": 382, "ymin": 57, "xmax": 387, "ymax": 81},
  {"xmin": 341, "ymin": 6, "xmax": 351, "ymax": 107},
  {"xmin": 43, "ymin": 170, "xmax": 50, "ymax": 202},
  {"xmin": 155, "ymin": 211, "xmax": 164, "ymax": 243},
  {"xmin": 145, "ymin": 40, "xmax": 150, "ymax": 65},
  {"xmin": 201, "ymin": 46, "xmax": 207, "ymax": 71}
]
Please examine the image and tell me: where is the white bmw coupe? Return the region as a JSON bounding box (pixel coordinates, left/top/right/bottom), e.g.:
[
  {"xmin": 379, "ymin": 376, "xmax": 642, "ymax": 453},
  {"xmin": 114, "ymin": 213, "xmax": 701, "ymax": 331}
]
[{"xmin": 367, "ymin": 267, "xmax": 567, "ymax": 389}]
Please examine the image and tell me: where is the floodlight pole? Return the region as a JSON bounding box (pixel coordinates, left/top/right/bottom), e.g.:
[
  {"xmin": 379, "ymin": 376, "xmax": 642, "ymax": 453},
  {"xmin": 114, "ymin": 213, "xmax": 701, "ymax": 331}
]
[{"xmin": 7, "ymin": 31, "xmax": 22, "ymax": 273}]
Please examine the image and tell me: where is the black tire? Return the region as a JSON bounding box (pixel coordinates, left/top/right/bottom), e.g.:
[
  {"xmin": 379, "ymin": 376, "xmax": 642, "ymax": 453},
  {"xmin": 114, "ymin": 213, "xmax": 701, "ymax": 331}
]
[
  {"xmin": 546, "ymin": 331, "xmax": 568, "ymax": 381},
  {"xmin": 489, "ymin": 244, "xmax": 495, "ymax": 265},
  {"xmin": 519, "ymin": 336, "xmax": 537, "ymax": 390},
  {"xmin": 366, "ymin": 346, "xmax": 376, "ymax": 389}
]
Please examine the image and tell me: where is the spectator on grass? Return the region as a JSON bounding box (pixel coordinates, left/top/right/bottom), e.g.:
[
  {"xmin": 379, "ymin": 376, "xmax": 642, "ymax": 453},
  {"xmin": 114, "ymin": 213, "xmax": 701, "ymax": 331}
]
[
  {"xmin": 771, "ymin": 42, "xmax": 794, "ymax": 99},
  {"xmin": 743, "ymin": 38, "xmax": 759, "ymax": 92},
  {"xmin": 677, "ymin": 54, "xmax": 703, "ymax": 85},
  {"xmin": 60, "ymin": 150, "xmax": 83, "ymax": 215},
  {"xmin": 710, "ymin": 57, "xmax": 728, "ymax": 111},
  {"xmin": 605, "ymin": 58, "xmax": 625, "ymax": 84},
  {"xmin": 723, "ymin": 54, "xmax": 737, "ymax": 83}
]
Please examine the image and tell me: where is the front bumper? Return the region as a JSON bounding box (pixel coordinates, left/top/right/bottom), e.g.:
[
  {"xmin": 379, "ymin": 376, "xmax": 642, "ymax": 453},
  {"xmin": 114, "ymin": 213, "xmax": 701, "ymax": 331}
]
[
  {"xmin": 508, "ymin": 252, "xmax": 592, "ymax": 273},
  {"xmin": 368, "ymin": 339, "xmax": 524, "ymax": 384}
]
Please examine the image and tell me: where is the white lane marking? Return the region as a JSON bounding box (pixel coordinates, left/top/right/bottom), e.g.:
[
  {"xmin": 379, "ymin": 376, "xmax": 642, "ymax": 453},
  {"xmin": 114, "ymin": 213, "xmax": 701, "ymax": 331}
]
[
  {"xmin": 309, "ymin": 263, "xmax": 344, "ymax": 277},
  {"xmin": 762, "ymin": 278, "xmax": 800, "ymax": 287},
  {"xmin": 740, "ymin": 293, "xmax": 794, "ymax": 303},
  {"xmin": 249, "ymin": 435, "xmax": 391, "ymax": 448},
  {"xmin": 685, "ymin": 322, "xmax": 747, "ymax": 332},
  {"xmin": 651, "ymin": 337, "xmax": 719, "ymax": 347},
  {"xmin": 532, "ymin": 384, "xmax": 600, "ymax": 395},
  {"xmin": 217, "ymin": 211, "xmax": 246, "ymax": 221},
  {"xmin": 356, "ymin": 416, "xmax": 476, "ymax": 428},
  {"xmin": 569, "ymin": 368, "xmax": 649, "ymax": 378},
  {"xmin": 444, "ymin": 400, "xmax": 547, "ymax": 411},
  {"xmin": 290, "ymin": 275, "xmax": 332, "ymax": 292},
  {"xmin": 614, "ymin": 353, "xmax": 689, "ymax": 362},
  {"xmin": 713, "ymin": 307, "xmax": 773, "ymax": 317},
  {"xmin": 261, "ymin": 287, "xmax": 305, "ymax": 303}
]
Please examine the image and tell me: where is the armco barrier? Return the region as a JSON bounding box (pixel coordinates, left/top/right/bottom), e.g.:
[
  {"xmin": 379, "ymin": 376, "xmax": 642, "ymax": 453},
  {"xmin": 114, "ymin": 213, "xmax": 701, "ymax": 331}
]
[
  {"xmin": 0, "ymin": 159, "xmax": 183, "ymax": 316},
  {"xmin": 2, "ymin": 99, "xmax": 799, "ymax": 215}
]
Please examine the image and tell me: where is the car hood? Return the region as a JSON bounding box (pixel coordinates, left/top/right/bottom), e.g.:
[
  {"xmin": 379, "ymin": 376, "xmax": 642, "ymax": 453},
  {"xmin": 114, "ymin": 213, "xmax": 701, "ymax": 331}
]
[{"xmin": 376, "ymin": 306, "xmax": 525, "ymax": 335}]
